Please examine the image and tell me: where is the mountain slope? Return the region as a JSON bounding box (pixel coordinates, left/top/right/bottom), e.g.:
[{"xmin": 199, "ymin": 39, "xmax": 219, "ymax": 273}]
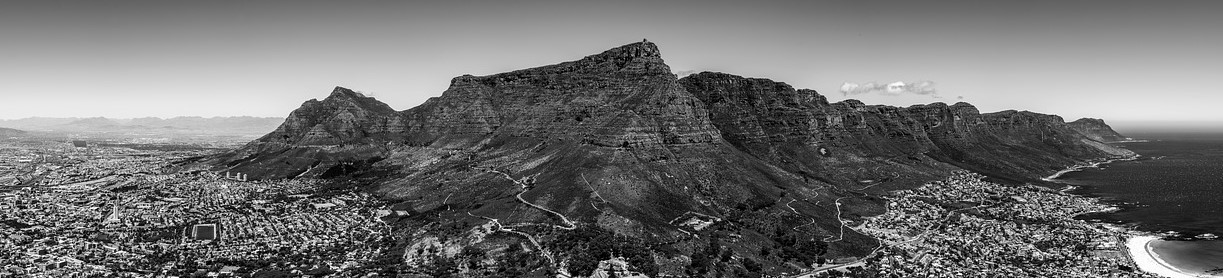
[
  {"xmin": 259, "ymin": 86, "xmax": 406, "ymax": 145},
  {"xmin": 209, "ymin": 41, "xmax": 1135, "ymax": 277},
  {"xmin": 209, "ymin": 87, "xmax": 404, "ymax": 179}
]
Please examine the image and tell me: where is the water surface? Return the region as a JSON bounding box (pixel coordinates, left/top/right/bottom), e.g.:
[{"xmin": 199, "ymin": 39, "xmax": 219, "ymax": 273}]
[{"xmin": 1057, "ymin": 134, "xmax": 1223, "ymax": 276}]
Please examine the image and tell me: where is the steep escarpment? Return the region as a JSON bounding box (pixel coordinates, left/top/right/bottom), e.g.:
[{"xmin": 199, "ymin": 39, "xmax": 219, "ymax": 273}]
[
  {"xmin": 924, "ymin": 108, "xmax": 1133, "ymax": 181},
  {"xmin": 209, "ymin": 41, "xmax": 1136, "ymax": 277},
  {"xmin": 680, "ymin": 72, "xmax": 954, "ymax": 191},
  {"xmin": 1068, "ymin": 118, "xmax": 1129, "ymax": 142},
  {"xmin": 679, "ymin": 72, "xmax": 1130, "ymax": 184},
  {"xmin": 399, "ymin": 41, "xmax": 720, "ymax": 148}
]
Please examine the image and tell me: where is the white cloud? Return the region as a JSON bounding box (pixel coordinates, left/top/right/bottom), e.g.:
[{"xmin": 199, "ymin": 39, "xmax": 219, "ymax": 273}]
[{"xmin": 841, "ymin": 80, "xmax": 939, "ymax": 98}]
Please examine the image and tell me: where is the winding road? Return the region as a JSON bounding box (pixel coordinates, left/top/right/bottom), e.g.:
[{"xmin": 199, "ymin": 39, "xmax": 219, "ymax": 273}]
[
  {"xmin": 464, "ymin": 211, "xmax": 556, "ymax": 266},
  {"xmin": 482, "ymin": 168, "xmax": 577, "ymax": 230},
  {"xmin": 783, "ymin": 193, "xmax": 821, "ymax": 232},
  {"xmin": 456, "ymin": 165, "xmax": 584, "ymax": 269}
]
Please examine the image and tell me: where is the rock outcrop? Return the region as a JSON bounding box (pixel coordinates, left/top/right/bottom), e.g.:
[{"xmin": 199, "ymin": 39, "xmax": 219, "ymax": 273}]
[{"xmin": 1068, "ymin": 118, "xmax": 1129, "ymax": 142}]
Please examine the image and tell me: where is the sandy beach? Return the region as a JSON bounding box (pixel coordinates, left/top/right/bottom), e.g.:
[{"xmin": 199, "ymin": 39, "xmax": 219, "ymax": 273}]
[
  {"xmin": 1126, "ymin": 235, "xmax": 1219, "ymax": 278},
  {"xmin": 1042, "ymin": 155, "xmax": 1141, "ymax": 181}
]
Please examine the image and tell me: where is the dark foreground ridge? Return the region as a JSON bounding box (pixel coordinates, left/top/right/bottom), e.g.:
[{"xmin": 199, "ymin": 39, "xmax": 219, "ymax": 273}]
[{"xmin": 203, "ymin": 40, "xmax": 1136, "ymax": 277}]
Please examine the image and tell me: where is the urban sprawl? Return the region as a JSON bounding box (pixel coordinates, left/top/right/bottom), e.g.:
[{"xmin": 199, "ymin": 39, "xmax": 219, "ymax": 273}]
[
  {"xmin": 1, "ymin": 141, "xmax": 392, "ymax": 277},
  {"xmin": 2, "ymin": 140, "xmax": 1160, "ymax": 277}
]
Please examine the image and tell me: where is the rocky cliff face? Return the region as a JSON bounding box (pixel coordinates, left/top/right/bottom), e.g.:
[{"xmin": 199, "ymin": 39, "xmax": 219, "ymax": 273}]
[
  {"xmin": 208, "ymin": 41, "xmax": 1136, "ymax": 277},
  {"xmin": 400, "ymin": 41, "xmax": 719, "ymax": 148},
  {"xmin": 1068, "ymin": 118, "xmax": 1129, "ymax": 142},
  {"xmin": 678, "ymin": 72, "xmax": 1131, "ymax": 184}
]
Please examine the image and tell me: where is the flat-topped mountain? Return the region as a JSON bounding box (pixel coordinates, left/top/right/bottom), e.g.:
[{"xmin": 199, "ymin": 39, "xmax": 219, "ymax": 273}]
[
  {"xmin": 399, "ymin": 41, "xmax": 717, "ymax": 146},
  {"xmin": 207, "ymin": 41, "xmax": 1134, "ymax": 277}
]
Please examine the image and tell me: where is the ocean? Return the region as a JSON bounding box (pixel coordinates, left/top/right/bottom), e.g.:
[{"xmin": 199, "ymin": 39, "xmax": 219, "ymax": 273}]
[{"xmin": 1056, "ymin": 133, "xmax": 1223, "ymax": 276}]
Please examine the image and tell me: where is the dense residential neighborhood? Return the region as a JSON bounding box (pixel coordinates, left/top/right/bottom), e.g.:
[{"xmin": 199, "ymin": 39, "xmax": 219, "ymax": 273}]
[
  {"xmin": 1, "ymin": 141, "xmax": 392, "ymax": 277},
  {"xmin": 840, "ymin": 172, "xmax": 1160, "ymax": 278}
]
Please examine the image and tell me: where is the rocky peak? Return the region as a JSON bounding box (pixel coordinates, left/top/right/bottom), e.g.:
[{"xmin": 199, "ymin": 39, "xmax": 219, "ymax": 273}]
[
  {"xmin": 322, "ymin": 87, "xmax": 397, "ymax": 114},
  {"xmin": 328, "ymin": 86, "xmax": 363, "ymax": 98},
  {"xmin": 256, "ymin": 86, "xmax": 405, "ymax": 145},
  {"xmin": 598, "ymin": 40, "xmax": 661, "ymax": 59},
  {"xmin": 587, "ymin": 40, "xmax": 669, "ymax": 75}
]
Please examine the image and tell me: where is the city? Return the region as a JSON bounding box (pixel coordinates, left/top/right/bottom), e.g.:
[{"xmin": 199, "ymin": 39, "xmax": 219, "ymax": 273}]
[
  {"xmin": 844, "ymin": 172, "xmax": 1161, "ymax": 277},
  {"xmin": 1, "ymin": 140, "xmax": 394, "ymax": 277}
]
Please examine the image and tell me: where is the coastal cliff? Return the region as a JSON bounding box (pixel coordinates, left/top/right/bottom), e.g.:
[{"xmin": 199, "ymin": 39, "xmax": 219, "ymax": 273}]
[
  {"xmin": 206, "ymin": 41, "xmax": 1136, "ymax": 277},
  {"xmin": 1069, "ymin": 118, "xmax": 1130, "ymax": 142}
]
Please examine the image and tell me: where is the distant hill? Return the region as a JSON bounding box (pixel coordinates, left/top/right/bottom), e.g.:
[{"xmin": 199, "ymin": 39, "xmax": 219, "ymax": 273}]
[
  {"xmin": 0, "ymin": 116, "xmax": 284, "ymax": 136},
  {"xmin": 0, "ymin": 127, "xmax": 25, "ymax": 137},
  {"xmin": 1068, "ymin": 118, "xmax": 1130, "ymax": 142}
]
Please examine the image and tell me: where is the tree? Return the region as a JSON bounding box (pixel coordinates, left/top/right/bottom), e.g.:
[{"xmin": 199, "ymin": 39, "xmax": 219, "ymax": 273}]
[{"xmin": 428, "ymin": 256, "xmax": 457, "ymax": 278}]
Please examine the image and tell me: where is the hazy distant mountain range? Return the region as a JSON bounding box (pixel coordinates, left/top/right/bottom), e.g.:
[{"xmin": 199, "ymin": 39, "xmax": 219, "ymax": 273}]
[
  {"xmin": 0, "ymin": 127, "xmax": 24, "ymax": 137},
  {"xmin": 0, "ymin": 116, "xmax": 283, "ymax": 136}
]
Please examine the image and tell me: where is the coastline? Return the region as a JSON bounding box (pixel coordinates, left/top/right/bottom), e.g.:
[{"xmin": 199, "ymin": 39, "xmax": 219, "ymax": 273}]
[
  {"xmin": 1125, "ymin": 235, "xmax": 1219, "ymax": 278},
  {"xmin": 1042, "ymin": 155, "xmax": 1140, "ymax": 181},
  {"xmin": 1046, "ymin": 154, "xmax": 1219, "ymax": 278}
]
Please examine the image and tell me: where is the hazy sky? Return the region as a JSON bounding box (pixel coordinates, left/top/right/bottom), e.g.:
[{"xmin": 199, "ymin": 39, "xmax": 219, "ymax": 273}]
[{"xmin": 3, "ymin": 0, "xmax": 1220, "ymax": 131}]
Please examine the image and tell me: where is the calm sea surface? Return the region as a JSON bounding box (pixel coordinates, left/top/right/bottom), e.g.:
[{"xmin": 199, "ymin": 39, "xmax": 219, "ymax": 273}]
[{"xmin": 1058, "ymin": 133, "xmax": 1223, "ymax": 275}]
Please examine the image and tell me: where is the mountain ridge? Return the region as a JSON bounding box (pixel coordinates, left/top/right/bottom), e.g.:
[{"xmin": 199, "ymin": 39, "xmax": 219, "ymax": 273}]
[{"xmin": 205, "ymin": 41, "xmax": 1135, "ymax": 277}]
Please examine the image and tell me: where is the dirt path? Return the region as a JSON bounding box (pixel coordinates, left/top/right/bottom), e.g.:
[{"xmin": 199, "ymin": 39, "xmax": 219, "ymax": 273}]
[
  {"xmin": 466, "ymin": 211, "xmax": 556, "ymax": 266},
  {"xmin": 480, "ymin": 168, "xmax": 577, "ymax": 230},
  {"xmin": 822, "ymin": 197, "xmax": 849, "ymax": 243}
]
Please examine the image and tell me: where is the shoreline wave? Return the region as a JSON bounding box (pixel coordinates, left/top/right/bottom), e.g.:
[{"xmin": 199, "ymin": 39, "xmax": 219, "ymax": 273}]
[
  {"xmin": 1126, "ymin": 235, "xmax": 1221, "ymax": 278},
  {"xmin": 1047, "ymin": 140, "xmax": 1223, "ymax": 278},
  {"xmin": 1044, "ymin": 153, "xmax": 1218, "ymax": 278}
]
